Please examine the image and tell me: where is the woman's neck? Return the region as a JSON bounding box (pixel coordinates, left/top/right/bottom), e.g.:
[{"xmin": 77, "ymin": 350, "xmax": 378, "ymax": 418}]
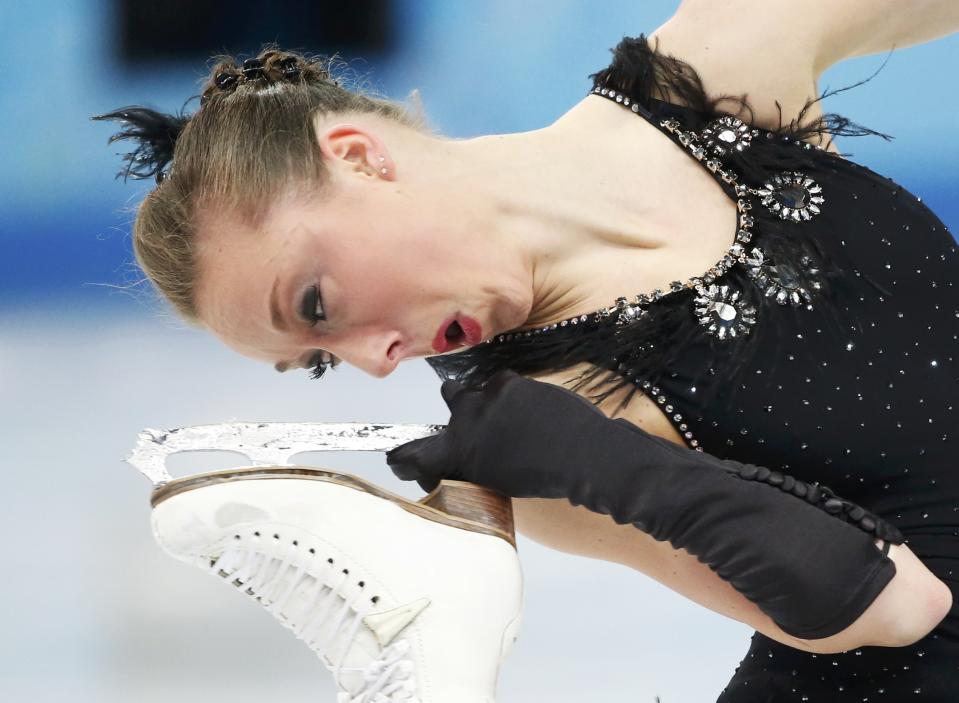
[{"xmin": 450, "ymin": 96, "xmax": 674, "ymax": 329}]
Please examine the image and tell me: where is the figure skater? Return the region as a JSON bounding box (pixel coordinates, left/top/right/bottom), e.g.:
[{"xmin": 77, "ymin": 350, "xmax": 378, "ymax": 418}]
[{"xmin": 94, "ymin": 3, "xmax": 959, "ymax": 700}]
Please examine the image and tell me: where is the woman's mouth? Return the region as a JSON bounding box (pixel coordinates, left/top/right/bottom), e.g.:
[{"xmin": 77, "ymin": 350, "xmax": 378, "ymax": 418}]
[
  {"xmin": 446, "ymin": 319, "xmax": 465, "ymax": 342},
  {"xmin": 433, "ymin": 314, "xmax": 483, "ymax": 353}
]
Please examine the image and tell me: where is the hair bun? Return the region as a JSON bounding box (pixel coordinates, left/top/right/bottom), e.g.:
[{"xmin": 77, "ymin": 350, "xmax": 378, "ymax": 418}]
[
  {"xmin": 241, "ymin": 58, "xmax": 265, "ymax": 80},
  {"xmin": 201, "ymin": 50, "xmax": 331, "ymax": 105},
  {"xmin": 276, "ymin": 56, "xmax": 301, "ymax": 78},
  {"xmin": 214, "ymin": 71, "xmax": 238, "ymax": 90}
]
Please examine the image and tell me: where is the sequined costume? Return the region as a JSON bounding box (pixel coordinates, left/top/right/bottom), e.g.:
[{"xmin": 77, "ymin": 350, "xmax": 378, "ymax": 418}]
[{"xmin": 426, "ymin": 35, "xmax": 959, "ymax": 700}]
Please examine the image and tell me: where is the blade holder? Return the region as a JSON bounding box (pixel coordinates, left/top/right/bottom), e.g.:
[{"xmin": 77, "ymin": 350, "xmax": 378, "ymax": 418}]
[{"xmin": 125, "ymin": 421, "xmax": 445, "ymax": 486}]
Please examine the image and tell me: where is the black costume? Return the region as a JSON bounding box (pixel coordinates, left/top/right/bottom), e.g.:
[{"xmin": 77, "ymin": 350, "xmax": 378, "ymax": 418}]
[{"xmin": 425, "ymin": 36, "xmax": 959, "ymax": 700}]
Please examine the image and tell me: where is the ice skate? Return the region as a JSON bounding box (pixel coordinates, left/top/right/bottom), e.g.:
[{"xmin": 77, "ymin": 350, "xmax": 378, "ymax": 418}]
[{"xmin": 127, "ymin": 422, "xmax": 524, "ymax": 703}]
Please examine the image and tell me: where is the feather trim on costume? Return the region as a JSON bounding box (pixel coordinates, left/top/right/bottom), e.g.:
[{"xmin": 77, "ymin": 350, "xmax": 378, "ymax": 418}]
[{"xmin": 426, "ymin": 34, "xmax": 896, "ymax": 416}]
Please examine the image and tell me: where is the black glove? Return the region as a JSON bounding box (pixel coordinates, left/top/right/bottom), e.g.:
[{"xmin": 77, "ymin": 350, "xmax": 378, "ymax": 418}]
[
  {"xmin": 387, "ymin": 369, "xmax": 904, "ymax": 639},
  {"xmin": 387, "ymin": 368, "xmax": 606, "ymax": 497}
]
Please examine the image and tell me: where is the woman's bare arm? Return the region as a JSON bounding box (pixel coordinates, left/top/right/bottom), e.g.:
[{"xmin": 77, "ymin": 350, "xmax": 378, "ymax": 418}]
[
  {"xmin": 515, "ymin": 364, "xmax": 952, "ymax": 654},
  {"xmin": 795, "ymin": 0, "xmax": 959, "ymax": 71},
  {"xmin": 667, "ymin": 0, "xmax": 959, "ymax": 75}
]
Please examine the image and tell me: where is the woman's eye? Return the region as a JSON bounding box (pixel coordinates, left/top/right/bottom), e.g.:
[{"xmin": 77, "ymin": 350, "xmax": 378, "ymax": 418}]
[{"xmin": 300, "ymin": 284, "xmax": 327, "ymax": 326}]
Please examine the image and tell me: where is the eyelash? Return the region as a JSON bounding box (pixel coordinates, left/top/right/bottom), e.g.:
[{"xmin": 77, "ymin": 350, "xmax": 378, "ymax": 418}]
[
  {"xmin": 302, "ymin": 284, "xmax": 327, "ymax": 327},
  {"xmin": 308, "ymin": 349, "xmax": 341, "ymax": 380},
  {"xmin": 299, "ymin": 284, "xmax": 340, "ymax": 379}
]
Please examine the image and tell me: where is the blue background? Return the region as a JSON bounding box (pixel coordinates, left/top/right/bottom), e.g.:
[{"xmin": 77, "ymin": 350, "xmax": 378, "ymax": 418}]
[
  {"xmin": 3, "ymin": 0, "xmax": 957, "ymax": 312},
  {"xmin": 1, "ymin": 2, "xmax": 956, "ymax": 701}
]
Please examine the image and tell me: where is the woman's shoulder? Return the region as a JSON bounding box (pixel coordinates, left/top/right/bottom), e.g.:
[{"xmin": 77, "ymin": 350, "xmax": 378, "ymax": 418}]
[
  {"xmin": 587, "ymin": 31, "xmax": 889, "ymax": 150},
  {"xmin": 639, "ymin": 27, "xmax": 825, "ymax": 136}
]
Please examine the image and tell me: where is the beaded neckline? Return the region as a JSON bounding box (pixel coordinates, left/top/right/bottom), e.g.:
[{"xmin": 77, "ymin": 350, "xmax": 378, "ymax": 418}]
[
  {"xmin": 485, "ymin": 85, "xmax": 829, "ymax": 346},
  {"xmin": 428, "ymin": 34, "xmax": 894, "ymax": 458}
]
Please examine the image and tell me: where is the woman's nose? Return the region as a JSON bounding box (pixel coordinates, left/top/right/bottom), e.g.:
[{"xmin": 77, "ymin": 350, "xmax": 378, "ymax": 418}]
[{"xmin": 334, "ymin": 329, "xmax": 405, "ymax": 378}]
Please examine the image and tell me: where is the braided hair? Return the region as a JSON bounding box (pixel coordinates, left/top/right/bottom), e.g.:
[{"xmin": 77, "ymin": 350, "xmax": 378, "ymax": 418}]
[{"xmin": 92, "ymin": 46, "xmax": 429, "ymax": 324}]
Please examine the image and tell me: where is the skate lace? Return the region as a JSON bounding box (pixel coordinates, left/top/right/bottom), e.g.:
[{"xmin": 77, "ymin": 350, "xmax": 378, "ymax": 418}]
[{"xmin": 210, "ymin": 535, "xmax": 419, "ymax": 703}]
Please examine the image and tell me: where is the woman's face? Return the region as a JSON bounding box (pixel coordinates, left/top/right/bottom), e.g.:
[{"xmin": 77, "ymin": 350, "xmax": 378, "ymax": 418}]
[{"xmin": 192, "ymin": 123, "xmax": 533, "ymax": 378}]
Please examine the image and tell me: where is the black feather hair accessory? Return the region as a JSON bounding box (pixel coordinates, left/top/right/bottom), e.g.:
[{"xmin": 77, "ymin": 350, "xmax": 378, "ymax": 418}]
[{"xmin": 91, "ymin": 104, "xmax": 192, "ymax": 184}]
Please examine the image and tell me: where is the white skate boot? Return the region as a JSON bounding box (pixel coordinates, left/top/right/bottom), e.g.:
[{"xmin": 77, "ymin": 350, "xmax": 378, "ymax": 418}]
[{"xmin": 146, "ymin": 455, "xmax": 523, "ymax": 703}]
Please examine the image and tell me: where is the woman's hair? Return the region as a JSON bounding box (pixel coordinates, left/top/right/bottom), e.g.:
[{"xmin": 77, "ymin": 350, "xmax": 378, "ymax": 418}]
[{"xmin": 94, "ymin": 46, "xmax": 431, "ymax": 321}]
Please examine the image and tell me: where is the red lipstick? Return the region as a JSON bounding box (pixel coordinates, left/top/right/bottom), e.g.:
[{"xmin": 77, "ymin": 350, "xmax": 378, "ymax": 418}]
[
  {"xmin": 432, "ymin": 314, "xmax": 483, "ymax": 353},
  {"xmin": 458, "ymin": 315, "xmax": 483, "ymax": 345}
]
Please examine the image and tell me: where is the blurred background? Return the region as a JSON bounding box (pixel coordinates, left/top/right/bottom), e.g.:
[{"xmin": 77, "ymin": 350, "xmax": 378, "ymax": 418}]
[{"xmin": 2, "ymin": 1, "xmax": 957, "ymax": 701}]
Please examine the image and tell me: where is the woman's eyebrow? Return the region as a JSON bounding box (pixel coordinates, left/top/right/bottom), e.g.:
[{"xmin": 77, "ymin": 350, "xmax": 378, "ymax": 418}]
[{"xmin": 269, "ymin": 276, "xmax": 289, "ymax": 332}]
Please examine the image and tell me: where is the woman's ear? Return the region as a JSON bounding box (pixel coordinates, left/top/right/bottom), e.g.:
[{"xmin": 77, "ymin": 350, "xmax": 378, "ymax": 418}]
[{"xmin": 315, "ymin": 121, "xmax": 393, "ymax": 179}]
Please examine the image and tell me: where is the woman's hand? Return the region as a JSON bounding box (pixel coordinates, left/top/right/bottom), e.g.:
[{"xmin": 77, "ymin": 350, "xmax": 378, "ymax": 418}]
[{"xmin": 386, "ymin": 369, "xmax": 610, "ymax": 497}]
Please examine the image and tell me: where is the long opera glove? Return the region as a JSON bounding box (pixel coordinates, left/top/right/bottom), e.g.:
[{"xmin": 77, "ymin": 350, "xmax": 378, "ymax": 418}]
[{"xmin": 387, "ymin": 371, "xmax": 904, "ymax": 639}]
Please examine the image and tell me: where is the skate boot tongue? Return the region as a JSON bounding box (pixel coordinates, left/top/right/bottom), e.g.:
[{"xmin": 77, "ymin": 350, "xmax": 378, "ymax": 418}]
[{"xmin": 212, "ymin": 541, "xmax": 420, "ymax": 701}]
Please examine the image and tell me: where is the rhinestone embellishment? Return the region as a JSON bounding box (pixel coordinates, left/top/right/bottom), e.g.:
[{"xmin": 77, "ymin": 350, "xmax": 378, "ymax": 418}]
[
  {"xmin": 699, "ymin": 116, "xmax": 758, "ymax": 157},
  {"xmin": 488, "ymin": 87, "xmax": 826, "ymax": 348},
  {"xmin": 638, "ymin": 379, "xmax": 704, "ymax": 452},
  {"xmin": 754, "ymin": 171, "xmax": 824, "ymax": 222},
  {"xmin": 613, "ymin": 296, "xmax": 648, "ymax": 327},
  {"xmin": 694, "ymin": 284, "xmax": 757, "ymax": 339},
  {"xmin": 745, "ymin": 248, "xmax": 822, "ymax": 306}
]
